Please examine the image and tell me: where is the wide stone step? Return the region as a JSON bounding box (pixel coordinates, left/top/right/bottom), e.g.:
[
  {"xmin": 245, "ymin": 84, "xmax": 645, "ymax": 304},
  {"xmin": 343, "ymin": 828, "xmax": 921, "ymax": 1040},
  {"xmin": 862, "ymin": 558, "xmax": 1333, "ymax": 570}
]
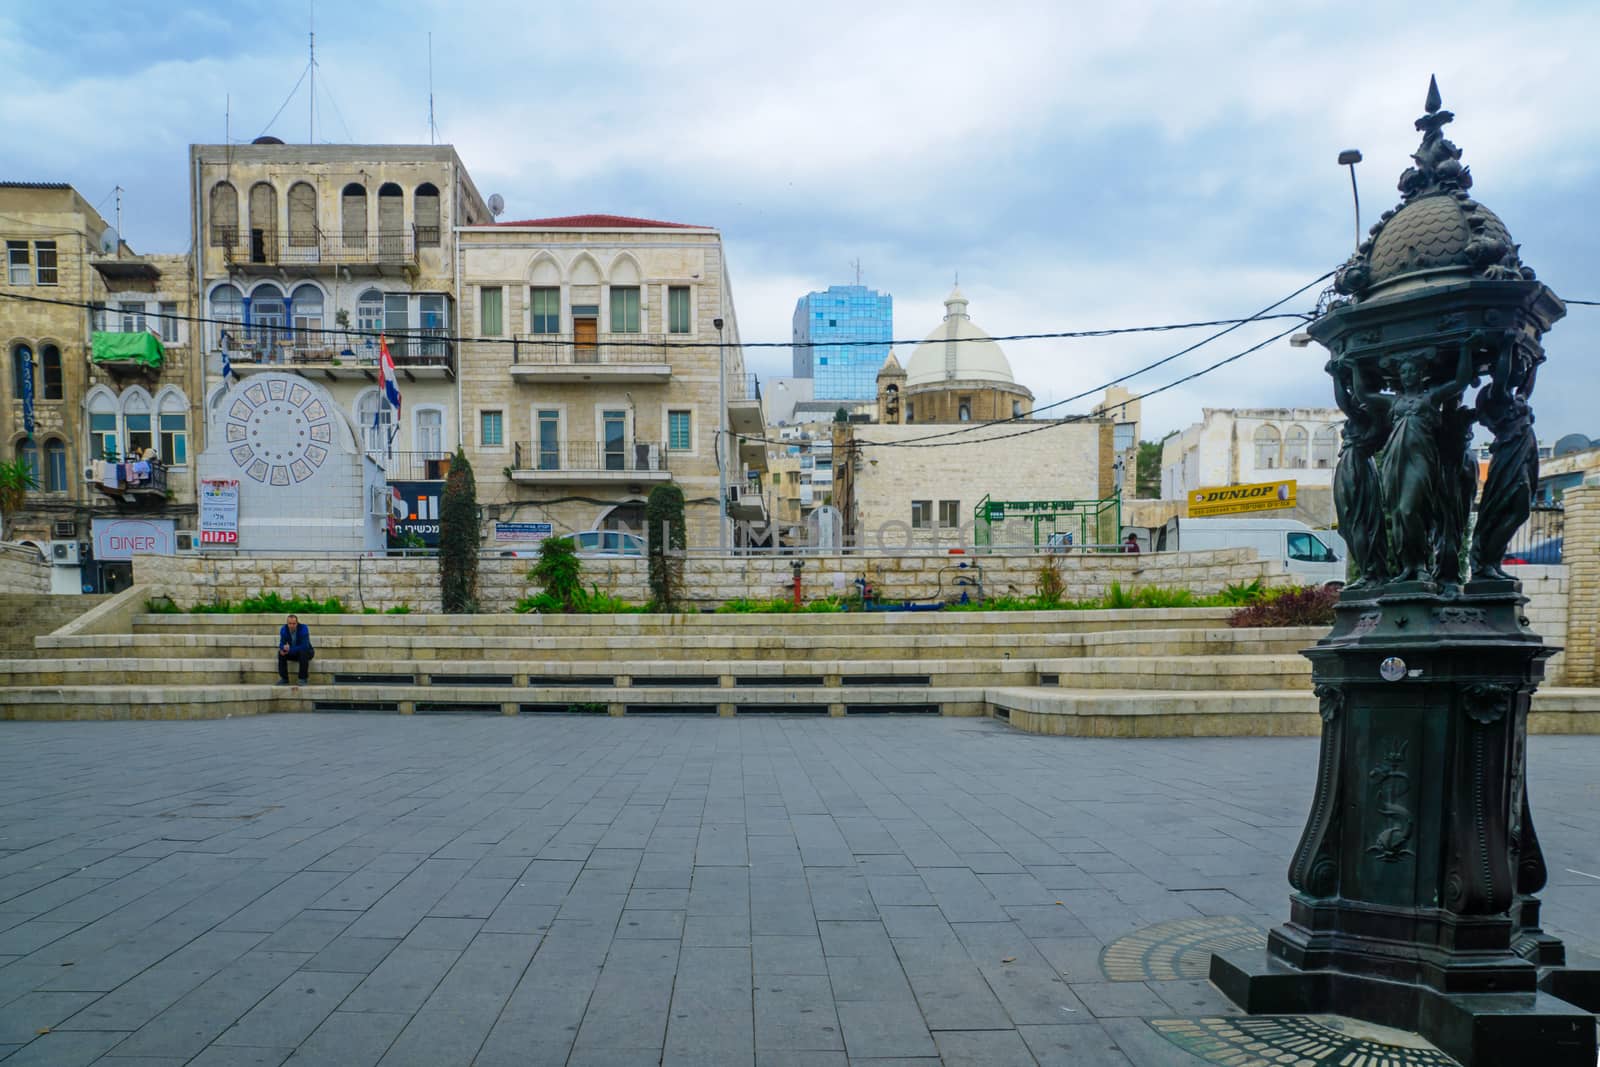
[
  {"xmin": 1044, "ymin": 654, "xmax": 1313, "ymax": 690},
  {"xmin": 986, "ymin": 686, "xmax": 1600, "ymax": 738},
  {"xmin": 129, "ymin": 606, "xmax": 1237, "ymax": 637},
  {"xmin": 3, "ymin": 683, "xmax": 983, "ymax": 720},
  {"xmin": 0, "ymin": 655, "xmax": 1039, "ymax": 689}
]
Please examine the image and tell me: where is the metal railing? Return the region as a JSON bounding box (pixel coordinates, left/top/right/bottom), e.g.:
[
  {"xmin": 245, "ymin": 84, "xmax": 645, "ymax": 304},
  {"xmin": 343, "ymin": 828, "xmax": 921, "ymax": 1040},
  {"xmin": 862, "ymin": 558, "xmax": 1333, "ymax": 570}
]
[
  {"xmin": 88, "ymin": 456, "xmax": 168, "ymax": 495},
  {"xmin": 368, "ymin": 451, "xmax": 456, "ymax": 482},
  {"xmin": 213, "ymin": 227, "xmax": 426, "ymax": 269},
  {"xmin": 729, "ymin": 372, "xmax": 761, "ymax": 402},
  {"xmin": 511, "ymin": 440, "xmax": 670, "ymax": 474},
  {"xmin": 1502, "ymin": 503, "xmax": 1563, "ymax": 564},
  {"xmin": 511, "ymin": 333, "xmax": 673, "ymax": 366},
  {"xmin": 218, "ymin": 327, "xmax": 453, "ymax": 369}
]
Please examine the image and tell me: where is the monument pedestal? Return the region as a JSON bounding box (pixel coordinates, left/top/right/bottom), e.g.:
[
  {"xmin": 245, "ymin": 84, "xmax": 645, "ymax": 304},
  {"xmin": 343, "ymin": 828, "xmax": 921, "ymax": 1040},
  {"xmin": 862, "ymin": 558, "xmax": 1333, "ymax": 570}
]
[{"xmin": 1213, "ymin": 586, "xmax": 1600, "ymax": 1066}]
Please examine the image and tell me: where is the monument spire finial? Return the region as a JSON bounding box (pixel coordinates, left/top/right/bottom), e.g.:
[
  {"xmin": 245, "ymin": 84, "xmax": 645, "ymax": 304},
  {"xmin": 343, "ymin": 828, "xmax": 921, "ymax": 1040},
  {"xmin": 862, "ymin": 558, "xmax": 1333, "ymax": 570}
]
[{"xmin": 1425, "ymin": 73, "xmax": 1441, "ymax": 115}]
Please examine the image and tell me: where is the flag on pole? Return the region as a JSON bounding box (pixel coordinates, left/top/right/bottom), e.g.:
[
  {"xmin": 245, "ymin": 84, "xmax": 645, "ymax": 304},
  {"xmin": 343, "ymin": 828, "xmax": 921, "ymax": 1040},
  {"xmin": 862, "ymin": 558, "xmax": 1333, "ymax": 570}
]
[
  {"xmin": 379, "ymin": 335, "xmax": 402, "ymax": 458},
  {"xmin": 219, "ymin": 330, "xmax": 235, "ymax": 383}
]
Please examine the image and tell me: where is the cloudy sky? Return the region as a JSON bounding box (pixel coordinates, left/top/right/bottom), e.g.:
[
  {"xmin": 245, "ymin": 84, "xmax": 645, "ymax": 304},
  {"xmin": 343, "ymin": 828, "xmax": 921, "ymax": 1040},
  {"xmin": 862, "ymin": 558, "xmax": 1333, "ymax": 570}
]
[{"xmin": 5, "ymin": 0, "xmax": 1597, "ymax": 440}]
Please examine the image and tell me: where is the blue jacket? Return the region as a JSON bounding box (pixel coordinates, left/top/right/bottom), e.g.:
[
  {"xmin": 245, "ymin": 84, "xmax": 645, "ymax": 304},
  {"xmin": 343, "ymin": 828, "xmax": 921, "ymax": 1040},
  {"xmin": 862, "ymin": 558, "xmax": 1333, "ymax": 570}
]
[{"xmin": 279, "ymin": 624, "xmax": 313, "ymax": 654}]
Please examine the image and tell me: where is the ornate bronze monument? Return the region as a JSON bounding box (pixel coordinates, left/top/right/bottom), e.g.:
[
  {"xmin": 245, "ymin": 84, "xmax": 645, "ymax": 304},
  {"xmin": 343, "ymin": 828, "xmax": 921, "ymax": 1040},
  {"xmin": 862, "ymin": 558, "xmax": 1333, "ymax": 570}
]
[{"xmin": 1211, "ymin": 78, "xmax": 1599, "ymax": 1066}]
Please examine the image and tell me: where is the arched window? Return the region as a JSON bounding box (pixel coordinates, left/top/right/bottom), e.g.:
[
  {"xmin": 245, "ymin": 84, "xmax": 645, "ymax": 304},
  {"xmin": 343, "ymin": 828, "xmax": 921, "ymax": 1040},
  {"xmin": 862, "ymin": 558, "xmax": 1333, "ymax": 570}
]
[
  {"xmin": 248, "ymin": 182, "xmax": 277, "ymax": 263},
  {"xmin": 210, "ymin": 284, "xmax": 243, "ymax": 352},
  {"xmin": 287, "ymin": 181, "xmax": 317, "ymax": 248},
  {"xmin": 341, "ymin": 182, "xmax": 367, "ymax": 250},
  {"xmin": 16, "ymin": 437, "xmax": 38, "ymax": 485},
  {"xmin": 158, "ymin": 390, "xmax": 188, "ymax": 465},
  {"xmin": 11, "ymin": 343, "xmax": 32, "ymax": 397},
  {"xmin": 209, "ymin": 182, "xmax": 238, "ymax": 247},
  {"xmin": 356, "ymin": 390, "xmax": 390, "ymax": 455},
  {"xmin": 1283, "ymin": 425, "xmax": 1309, "ymax": 469},
  {"xmin": 377, "ymin": 183, "xmax": 404, "ymax": 259},
  {"xmin": 1253, "ymin": 424, "xmax": 1282, "ymax": 470},
  {"xmin": 43, "ymin": 438, "xmax": 66, "ymax": 491},
  {"xmin": 41, "ymin": 345, "xmax": 62, "ymax": 400},
  {"xmin": 291, "ymin": 284, "xmax": 324, "ymax": 340},
  {"xmin": 1312, "ymin": 425, "xmax": 1338, "ymax": 469},
  {"xmin": 87, "ymin": 388, "xmax": 117, "ymax": 460},
  {"xmin": 122, "ymin": 389, "xmax": 153, "ymax": 457},
  {"xmin": 251, "ymin": 283, "xmax": 286, "ymax": 354},
  {"xmin": 415, "ymin": 183, "xmax": 440, "ymax": 246}
]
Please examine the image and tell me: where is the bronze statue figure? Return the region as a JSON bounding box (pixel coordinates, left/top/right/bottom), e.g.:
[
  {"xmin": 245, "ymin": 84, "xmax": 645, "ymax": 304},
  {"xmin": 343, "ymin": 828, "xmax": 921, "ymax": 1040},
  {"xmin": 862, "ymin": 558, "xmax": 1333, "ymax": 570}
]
[
  {"xmin": 1436, "ymin": 400, "xmax": 1480, "ymax": 585},
  {"xmin": 1470, "ymin": 338, "xmax": 1540, "ymax": 581},
  {"xmin": 1353, "ymin": 340, "xmax": 1474, "ymax": 582},
  {"xmin": 1329, "ymin": 359, "xmax": 1390, "ymax": 587}
]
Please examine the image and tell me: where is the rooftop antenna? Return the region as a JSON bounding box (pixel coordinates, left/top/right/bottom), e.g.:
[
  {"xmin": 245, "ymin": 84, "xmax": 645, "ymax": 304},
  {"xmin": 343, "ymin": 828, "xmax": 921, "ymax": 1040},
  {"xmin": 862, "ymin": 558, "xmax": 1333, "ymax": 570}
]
[
  {"xmin": 428, "ymin": 32, "xmax": 437, "ymax": 144},
  {"xmin": 114, "ymin": 186, "xmax": 122, "ymax": 258},
  {"xmin": 850, "ymin": 257, "xmax": 862, "ymax": 286},
  {"xmin": 308, "ymin": 1, "xmax": 315, "ymax": 142}
]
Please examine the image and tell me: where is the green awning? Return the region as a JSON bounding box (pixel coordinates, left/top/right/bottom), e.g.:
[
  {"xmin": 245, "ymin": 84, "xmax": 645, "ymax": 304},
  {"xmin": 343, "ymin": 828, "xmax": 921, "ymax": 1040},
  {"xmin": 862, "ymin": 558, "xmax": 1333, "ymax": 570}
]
[{"xmin": 91, "ymin": 331, "xmax": 165, "ymax": 368}]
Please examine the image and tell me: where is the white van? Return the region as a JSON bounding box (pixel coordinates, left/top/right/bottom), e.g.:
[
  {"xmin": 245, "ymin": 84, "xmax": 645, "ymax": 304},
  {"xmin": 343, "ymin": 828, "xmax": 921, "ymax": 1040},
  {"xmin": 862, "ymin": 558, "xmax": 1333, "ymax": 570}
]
[{"xmin": 1165, "ymin": 517, "xmax": 1347, "ymax": 586}]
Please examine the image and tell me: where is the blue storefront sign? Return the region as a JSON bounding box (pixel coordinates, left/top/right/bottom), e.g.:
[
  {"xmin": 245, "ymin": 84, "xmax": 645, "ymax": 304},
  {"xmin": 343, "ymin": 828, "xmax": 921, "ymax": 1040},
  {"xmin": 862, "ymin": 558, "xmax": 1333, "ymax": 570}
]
[{"xmin": 390, "ymin": 480, "xmax": 442, "ymax": 546}]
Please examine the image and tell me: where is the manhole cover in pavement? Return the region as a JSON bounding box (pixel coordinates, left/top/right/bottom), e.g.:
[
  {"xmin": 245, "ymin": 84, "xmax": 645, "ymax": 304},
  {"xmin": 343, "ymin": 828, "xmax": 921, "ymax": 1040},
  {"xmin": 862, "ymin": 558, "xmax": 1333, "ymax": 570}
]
[
  {"xmin": 1100, "ymin": 915, "xmax": 1267, "ymax": 981},
  {"xmin": 1151, "ymin": 1015, "xmax": 1459, "ymax": 1065}
]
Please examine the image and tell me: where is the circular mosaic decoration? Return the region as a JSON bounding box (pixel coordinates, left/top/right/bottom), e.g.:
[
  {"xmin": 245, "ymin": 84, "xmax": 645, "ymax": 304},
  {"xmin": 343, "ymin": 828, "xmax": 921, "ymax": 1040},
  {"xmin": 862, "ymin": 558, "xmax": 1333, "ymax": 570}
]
[
  {"xmin": 223, "ymin": 378, "xmax": 332, "ymax": 485},
  {"xmin": 1100, "ymin": 915, "xmax": 1267, "ymax": 982},
  {"xmin": 1150, "ymin": 1015, "xmax": 1459, "ymax": 1066}
]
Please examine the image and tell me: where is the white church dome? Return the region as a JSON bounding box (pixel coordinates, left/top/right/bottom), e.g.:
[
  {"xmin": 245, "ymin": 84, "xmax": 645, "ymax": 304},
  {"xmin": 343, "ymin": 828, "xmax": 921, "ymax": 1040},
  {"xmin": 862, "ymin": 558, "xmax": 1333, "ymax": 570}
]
[{"xmin": 903, "ymin": 288, "xmax": 1017, "ymax": 388}]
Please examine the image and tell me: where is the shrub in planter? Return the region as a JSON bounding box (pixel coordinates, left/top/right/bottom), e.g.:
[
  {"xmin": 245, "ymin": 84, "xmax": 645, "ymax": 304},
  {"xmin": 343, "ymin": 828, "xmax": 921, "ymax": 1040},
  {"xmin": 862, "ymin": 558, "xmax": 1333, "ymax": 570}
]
[{"xmin": 1228, "ymin": 584, "xmax": 1338, "ymax": 628}]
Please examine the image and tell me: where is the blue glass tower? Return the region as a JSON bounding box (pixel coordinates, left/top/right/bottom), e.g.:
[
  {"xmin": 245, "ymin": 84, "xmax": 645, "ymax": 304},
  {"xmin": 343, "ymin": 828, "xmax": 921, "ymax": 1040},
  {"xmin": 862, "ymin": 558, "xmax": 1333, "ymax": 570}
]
[{"xmin": 792, "ymin": 285, "xmax": 892, "ymax": 401}]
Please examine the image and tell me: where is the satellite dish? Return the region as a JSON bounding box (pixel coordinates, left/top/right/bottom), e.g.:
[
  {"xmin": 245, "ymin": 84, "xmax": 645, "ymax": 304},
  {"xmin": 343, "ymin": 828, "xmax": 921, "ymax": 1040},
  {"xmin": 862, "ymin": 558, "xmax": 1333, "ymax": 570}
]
[
  {"xmin": 1554, "ymin": 433, "xmax": 1593, "ymax": 457},
  {"xmin": 98, "ymin": 229, "xmax": 119, "ymax": 255},
  {"xmin": 487, "ymin": 193, "xmax": 505, "ymax": 218}
]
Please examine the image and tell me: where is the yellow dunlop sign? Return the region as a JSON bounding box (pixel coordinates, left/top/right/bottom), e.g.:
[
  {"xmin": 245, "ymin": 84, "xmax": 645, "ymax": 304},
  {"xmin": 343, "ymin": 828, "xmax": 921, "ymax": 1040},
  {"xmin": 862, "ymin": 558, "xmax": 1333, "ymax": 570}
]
[{"xmin": 1188, "ymin": 479, "xmax": 1297, "ymax": 517}]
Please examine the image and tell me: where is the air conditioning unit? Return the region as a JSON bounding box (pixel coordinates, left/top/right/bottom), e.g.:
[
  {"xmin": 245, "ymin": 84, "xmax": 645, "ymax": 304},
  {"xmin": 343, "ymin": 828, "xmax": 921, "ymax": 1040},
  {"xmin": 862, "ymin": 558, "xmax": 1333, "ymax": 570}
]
[
  {"xmin": 52, "ymin": 520, "xmax": 77, "ymax": 539},
  {"xmin": 175, "ymin": 531, "xmax": 198, "ymax": 552},
  {"xmin": 726, "ymin": 485, "xmax": 743, "ymax": 506},
  {"xmin": 83, "ymin": 465, "xmax": 96, "ymax": 481},
  {"xmin": 50, "ymin": 540, "xmax": 82, "ymax": 566}
]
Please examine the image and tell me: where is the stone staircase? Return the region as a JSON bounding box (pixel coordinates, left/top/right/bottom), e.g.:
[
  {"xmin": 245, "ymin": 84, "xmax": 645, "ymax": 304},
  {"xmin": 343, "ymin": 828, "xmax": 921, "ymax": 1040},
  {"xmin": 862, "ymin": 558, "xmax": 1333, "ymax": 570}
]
[
  {"xmin": 0, "ymin": 594, "xmax": 109, "ymax": 659},
  {"xmin": 3, "ymin": 589, "xmax": 1596, "ymax": 734}
]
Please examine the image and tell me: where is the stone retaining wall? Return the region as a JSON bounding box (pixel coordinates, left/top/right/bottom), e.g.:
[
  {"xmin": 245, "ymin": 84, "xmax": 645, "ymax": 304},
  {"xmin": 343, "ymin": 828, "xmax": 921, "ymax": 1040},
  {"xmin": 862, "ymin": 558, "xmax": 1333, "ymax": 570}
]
[
  {"xmin": 0, "ymin": 544, "xmax": 50, "ymax": 594},
  {"xmin": 135, "ymin": 547, "xmax": 1283, "ymax": 614},
  {"xmin": 1517, "ymin": 564, "xmax": 1567, "ymax": 684}
]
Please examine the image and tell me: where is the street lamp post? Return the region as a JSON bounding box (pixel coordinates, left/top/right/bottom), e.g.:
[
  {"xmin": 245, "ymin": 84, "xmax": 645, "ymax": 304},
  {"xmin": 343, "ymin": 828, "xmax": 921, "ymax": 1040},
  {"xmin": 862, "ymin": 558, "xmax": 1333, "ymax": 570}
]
[
  {"xmin": 1338, "ymin": 148, "xmax": 1363, "ymax": 252},
  {"xmin": 714, "ymin": 316, "xmax": 726, "ymax": 552}
]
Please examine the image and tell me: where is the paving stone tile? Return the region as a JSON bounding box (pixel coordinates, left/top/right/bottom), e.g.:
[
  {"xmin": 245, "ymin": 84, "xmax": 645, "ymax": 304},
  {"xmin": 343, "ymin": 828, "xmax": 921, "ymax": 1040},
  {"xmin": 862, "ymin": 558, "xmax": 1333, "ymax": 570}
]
[
  {"xmin": 753, "ymin": 934, "xmax": 828, "ymax": 976},
  {"xmin": 664, "ymin": 945, "xmax": 754, "ymax": 1066},
  {"xmin": 0, "ymin": 989, "xmax": 100, "ymax": 1044},
  {"xmin": 1017, "ymin": 1023, "xmax": 1137, "ymax": 1066},
  {"xmin": 397, "ymin": 916, "xmax": 482, "ymax": 951},
  {"xmin": 684, "ymin": 912, "xmax": 751, "ymax": 947},
  {"xmin": 213, "ymin": 969, "xmax": 362, "ymax": 1048},
  {"xmin": 833, "ymin": 999, "xmax": 936, "ymax": 1059},
  {"xmin": 573, "ymin": 938, "xmax": 679, "ymax": 1051},
  {"xmin": 187, "ymin": 1042, "xmax": 294, "ymax": 1065},
  {"xmin": 754, "ymin": 973, "xmax": 842, "ymax": 1052},
  {"xmin": 0, "ymin": 1028, "xmax": 126, "ymax": 1066},
  {"xmin": 933, "ymin": 1028, "xmax": 1038, "ymax": 1065},
  {"xmin": 303, "ymin": 936, "xmax": 398, "ymax": 974},
  {"xmin": 617, "ymin": 908, "xmax": 686, "ymax": 939},
  {"xmin": 283, "ymin": 1009, "xmax": 409, "ymax": 1066},
  {"xmin": 338, "ymin": 947, "xmax": 460, "ymax": 1014}
]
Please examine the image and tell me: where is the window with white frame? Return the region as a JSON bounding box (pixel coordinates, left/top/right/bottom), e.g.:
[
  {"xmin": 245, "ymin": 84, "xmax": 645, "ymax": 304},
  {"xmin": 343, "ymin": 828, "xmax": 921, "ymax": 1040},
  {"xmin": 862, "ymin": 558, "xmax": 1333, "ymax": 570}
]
[
  {"xmin": 158, "ymin": 302, "xmax": 180, "ymax": 343},
  {"xmin": 43, "ymin": 437, "xmax": 67, "ymax": 492},
  {"xmin": 530, "ymin": 287, "xmax": 559, "ymax": 334},
  {"xmin": 938, "ymin": 500, "xmax": 961, "ymax": 528},
  {"xmin": 123, "ymin": 390, "xmax": 153, "ymax": 456},
  {"xmin": 6, "ymin": 241, "xmax": 27, "ymax": 285},
  {"xmin": 911, "ymin": 500, "xmax": 932, "ymax": 529},
  {"xmin": 479, "ymin": 410, "xmax": 504, "ymax": 448},
  {"xmin": 88, "ymin": 390, "xmax": 117, "ymax": 460},
  {"xmin": 292, "ymin": 284, "xmax": 323, "ymax": 339},
  {"xmin": 34, "ymin": 241, "xmax": 56, "ymax": 285},
  {"xmin": 356, "ymin": 390, "xmax": 391, "ymax": 455},
  {"xmin": 1253, "ymin": 424, "xmax": 1282, "ymax": 469},
  {"xmin": 668, "ymin": 410, "xmax": 691, "ymax": 451},
  {"xmin": 415, "ymin": 407, "xmax": 444, "ymax": 457},
  {"xmin": 668, "ymin": 286, "xmax": 691, "ymax": 334},
  {"xmin": 158, "ymin": 391, "xmax": 188, "ymax": 465},
  {"xmin": 480, "ymin": 286, "xmax": 503, "ymax": 336},
  {"xmin": 610, "ymin": 286, "xmax": 640, "ymax": 334}
]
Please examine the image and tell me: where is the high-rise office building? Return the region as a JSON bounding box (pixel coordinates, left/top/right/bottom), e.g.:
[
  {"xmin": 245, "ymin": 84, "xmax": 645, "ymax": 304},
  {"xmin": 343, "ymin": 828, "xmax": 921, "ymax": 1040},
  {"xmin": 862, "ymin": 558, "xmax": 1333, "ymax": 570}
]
[{"xmin": 791, "ymin": 284, "xmax": 892, "ymax": 401}]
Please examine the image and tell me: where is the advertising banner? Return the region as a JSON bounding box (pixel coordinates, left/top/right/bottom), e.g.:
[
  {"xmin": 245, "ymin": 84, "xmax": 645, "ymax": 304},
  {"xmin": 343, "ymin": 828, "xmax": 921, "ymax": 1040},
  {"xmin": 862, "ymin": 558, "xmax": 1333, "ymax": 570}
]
[
  {"xmin": 494, "ymin": 521, "xmax": 554, "ymax": 544},
  {"xmin": 390, "ymin": 480, "xmax": 444, "ymax": 546},
  {"xmin": 1189, "ymin": 479, "xmax": 1297, "ymax": 517},
  {"xmin": 92, "ymin": 518, "xmax": 176, "ymax": 560},
  {"xmin": 199, "ymin": 479, "xmax": 240, "ymax": 544}
]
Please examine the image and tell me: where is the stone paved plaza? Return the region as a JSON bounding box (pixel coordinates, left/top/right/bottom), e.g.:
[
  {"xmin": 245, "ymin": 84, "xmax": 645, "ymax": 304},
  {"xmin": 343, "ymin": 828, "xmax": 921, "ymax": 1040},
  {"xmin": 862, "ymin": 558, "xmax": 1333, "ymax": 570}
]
[{"xmin": 0, "ymin": 716, "xmax": 1596, "ymax": 1066}]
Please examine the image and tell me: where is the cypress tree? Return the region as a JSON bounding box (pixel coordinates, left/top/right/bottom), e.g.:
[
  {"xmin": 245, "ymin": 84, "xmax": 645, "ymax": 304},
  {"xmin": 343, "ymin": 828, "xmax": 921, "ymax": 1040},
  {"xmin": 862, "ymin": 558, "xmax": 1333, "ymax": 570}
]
[
  {"xmin": 645, "ymin": 484, "xmax": 687, "ymax": 610},
  {"xmin": 438, "ymin": 448, "xmax": 480, "ymax": 613}
]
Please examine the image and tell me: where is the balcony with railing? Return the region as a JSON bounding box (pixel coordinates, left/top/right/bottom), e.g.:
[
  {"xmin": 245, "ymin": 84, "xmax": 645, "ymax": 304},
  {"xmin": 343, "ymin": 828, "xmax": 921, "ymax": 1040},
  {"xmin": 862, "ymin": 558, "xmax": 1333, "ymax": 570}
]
[
  {"xmin": 509, "ymin": 440, "xmax": 672, "ymax": 486},
  {"xmin": 87, "ymin": 456, "xmax": 168, "ymax": 501},
  {"xmin": 220, "ymin": 327, "xmax": 454, "ymax": 380},
  {"xmin": 728, "ymin": 370, "xmax": 765, "ymax": 441},
  {"xmin": 212, "ymin": 227, "xmax": 423, "ymax": 276},
  {"xmin": 509, "ymin": 333, "xmax": 673, "ymax": 383},
  {"xmin": 367, "ymin": 450, "xmax": 457, "ymax": 482}
]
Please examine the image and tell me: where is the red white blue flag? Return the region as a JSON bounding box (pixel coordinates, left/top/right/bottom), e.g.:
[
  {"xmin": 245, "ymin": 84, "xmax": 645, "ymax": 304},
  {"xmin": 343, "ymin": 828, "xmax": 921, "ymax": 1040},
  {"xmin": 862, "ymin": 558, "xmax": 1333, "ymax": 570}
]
[{"xmin": 379, "ymin": 335, "xmax": 402, "ymax": 418}]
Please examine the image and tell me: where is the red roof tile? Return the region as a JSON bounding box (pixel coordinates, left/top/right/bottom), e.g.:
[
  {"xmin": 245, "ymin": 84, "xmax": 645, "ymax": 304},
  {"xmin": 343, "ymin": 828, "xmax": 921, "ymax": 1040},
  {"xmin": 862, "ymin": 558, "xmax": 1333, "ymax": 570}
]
[{"xmin": 490, "ymin": 213, "xmax": 705, "ymax": 229}]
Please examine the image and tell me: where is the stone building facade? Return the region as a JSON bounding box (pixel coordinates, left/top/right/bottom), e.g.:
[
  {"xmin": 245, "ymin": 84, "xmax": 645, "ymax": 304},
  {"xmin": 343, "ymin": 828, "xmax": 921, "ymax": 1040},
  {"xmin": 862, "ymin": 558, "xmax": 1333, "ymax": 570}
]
[
  {"xmin": 454, "ymin": 215, "xmax": 766, "ymax": 547},
  {"xmin": 188, "ymin": 142, "xmax": 490, "ymax": 483},
  {"xmin": 1, "ymin": 183, "xmax": 200, "ymax": 587},
  {"xmin": 1160, "ymin": 405, "xmax": 1343, "ymax": 525},
  {"xmin": 833, "ymin": 418, "xmax": 1111, "ymax": 549},
  {"xmin": 875, "ymin": 288, "xmax": 1034, "ymax": 426}
]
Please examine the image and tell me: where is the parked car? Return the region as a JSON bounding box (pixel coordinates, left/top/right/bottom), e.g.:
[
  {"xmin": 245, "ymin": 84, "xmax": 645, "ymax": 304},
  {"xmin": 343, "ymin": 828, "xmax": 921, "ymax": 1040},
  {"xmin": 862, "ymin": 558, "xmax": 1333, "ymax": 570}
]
[
  {"xmin": 1506, "ymin": 538, "xmax": 1562, "ymax": 566},
  {"xmin": 1164, "ymin": 517, "xmax": 1346, "ymax": 586}
]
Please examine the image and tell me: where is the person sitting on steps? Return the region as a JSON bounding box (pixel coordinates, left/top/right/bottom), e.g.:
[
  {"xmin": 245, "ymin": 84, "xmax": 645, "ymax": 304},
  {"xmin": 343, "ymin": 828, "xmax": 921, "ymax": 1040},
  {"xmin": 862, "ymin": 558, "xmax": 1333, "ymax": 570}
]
[{"xmin": 277, "ymin": 613, "xmax": 314, "ymax": 686}]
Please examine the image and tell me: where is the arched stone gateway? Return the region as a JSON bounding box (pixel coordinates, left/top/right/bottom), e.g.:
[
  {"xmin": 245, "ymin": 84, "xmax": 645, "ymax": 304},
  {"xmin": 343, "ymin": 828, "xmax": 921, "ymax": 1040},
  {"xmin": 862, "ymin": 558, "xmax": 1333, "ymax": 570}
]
[{"xmin": 198, "ymin": 372, "xmax": 386, "ymax": 550}]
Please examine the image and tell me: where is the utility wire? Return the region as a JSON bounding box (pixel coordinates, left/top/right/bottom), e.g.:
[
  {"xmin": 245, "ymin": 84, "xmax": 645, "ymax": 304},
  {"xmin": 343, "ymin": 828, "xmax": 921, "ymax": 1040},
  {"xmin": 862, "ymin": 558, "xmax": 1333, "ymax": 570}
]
[
  {"xmin": 258, "ymin": 62, "xmax": 311, "ymax": 140},
  {"xmin": 0, "ymin": 289, "xmax": 1315, "ymax": 352}
]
